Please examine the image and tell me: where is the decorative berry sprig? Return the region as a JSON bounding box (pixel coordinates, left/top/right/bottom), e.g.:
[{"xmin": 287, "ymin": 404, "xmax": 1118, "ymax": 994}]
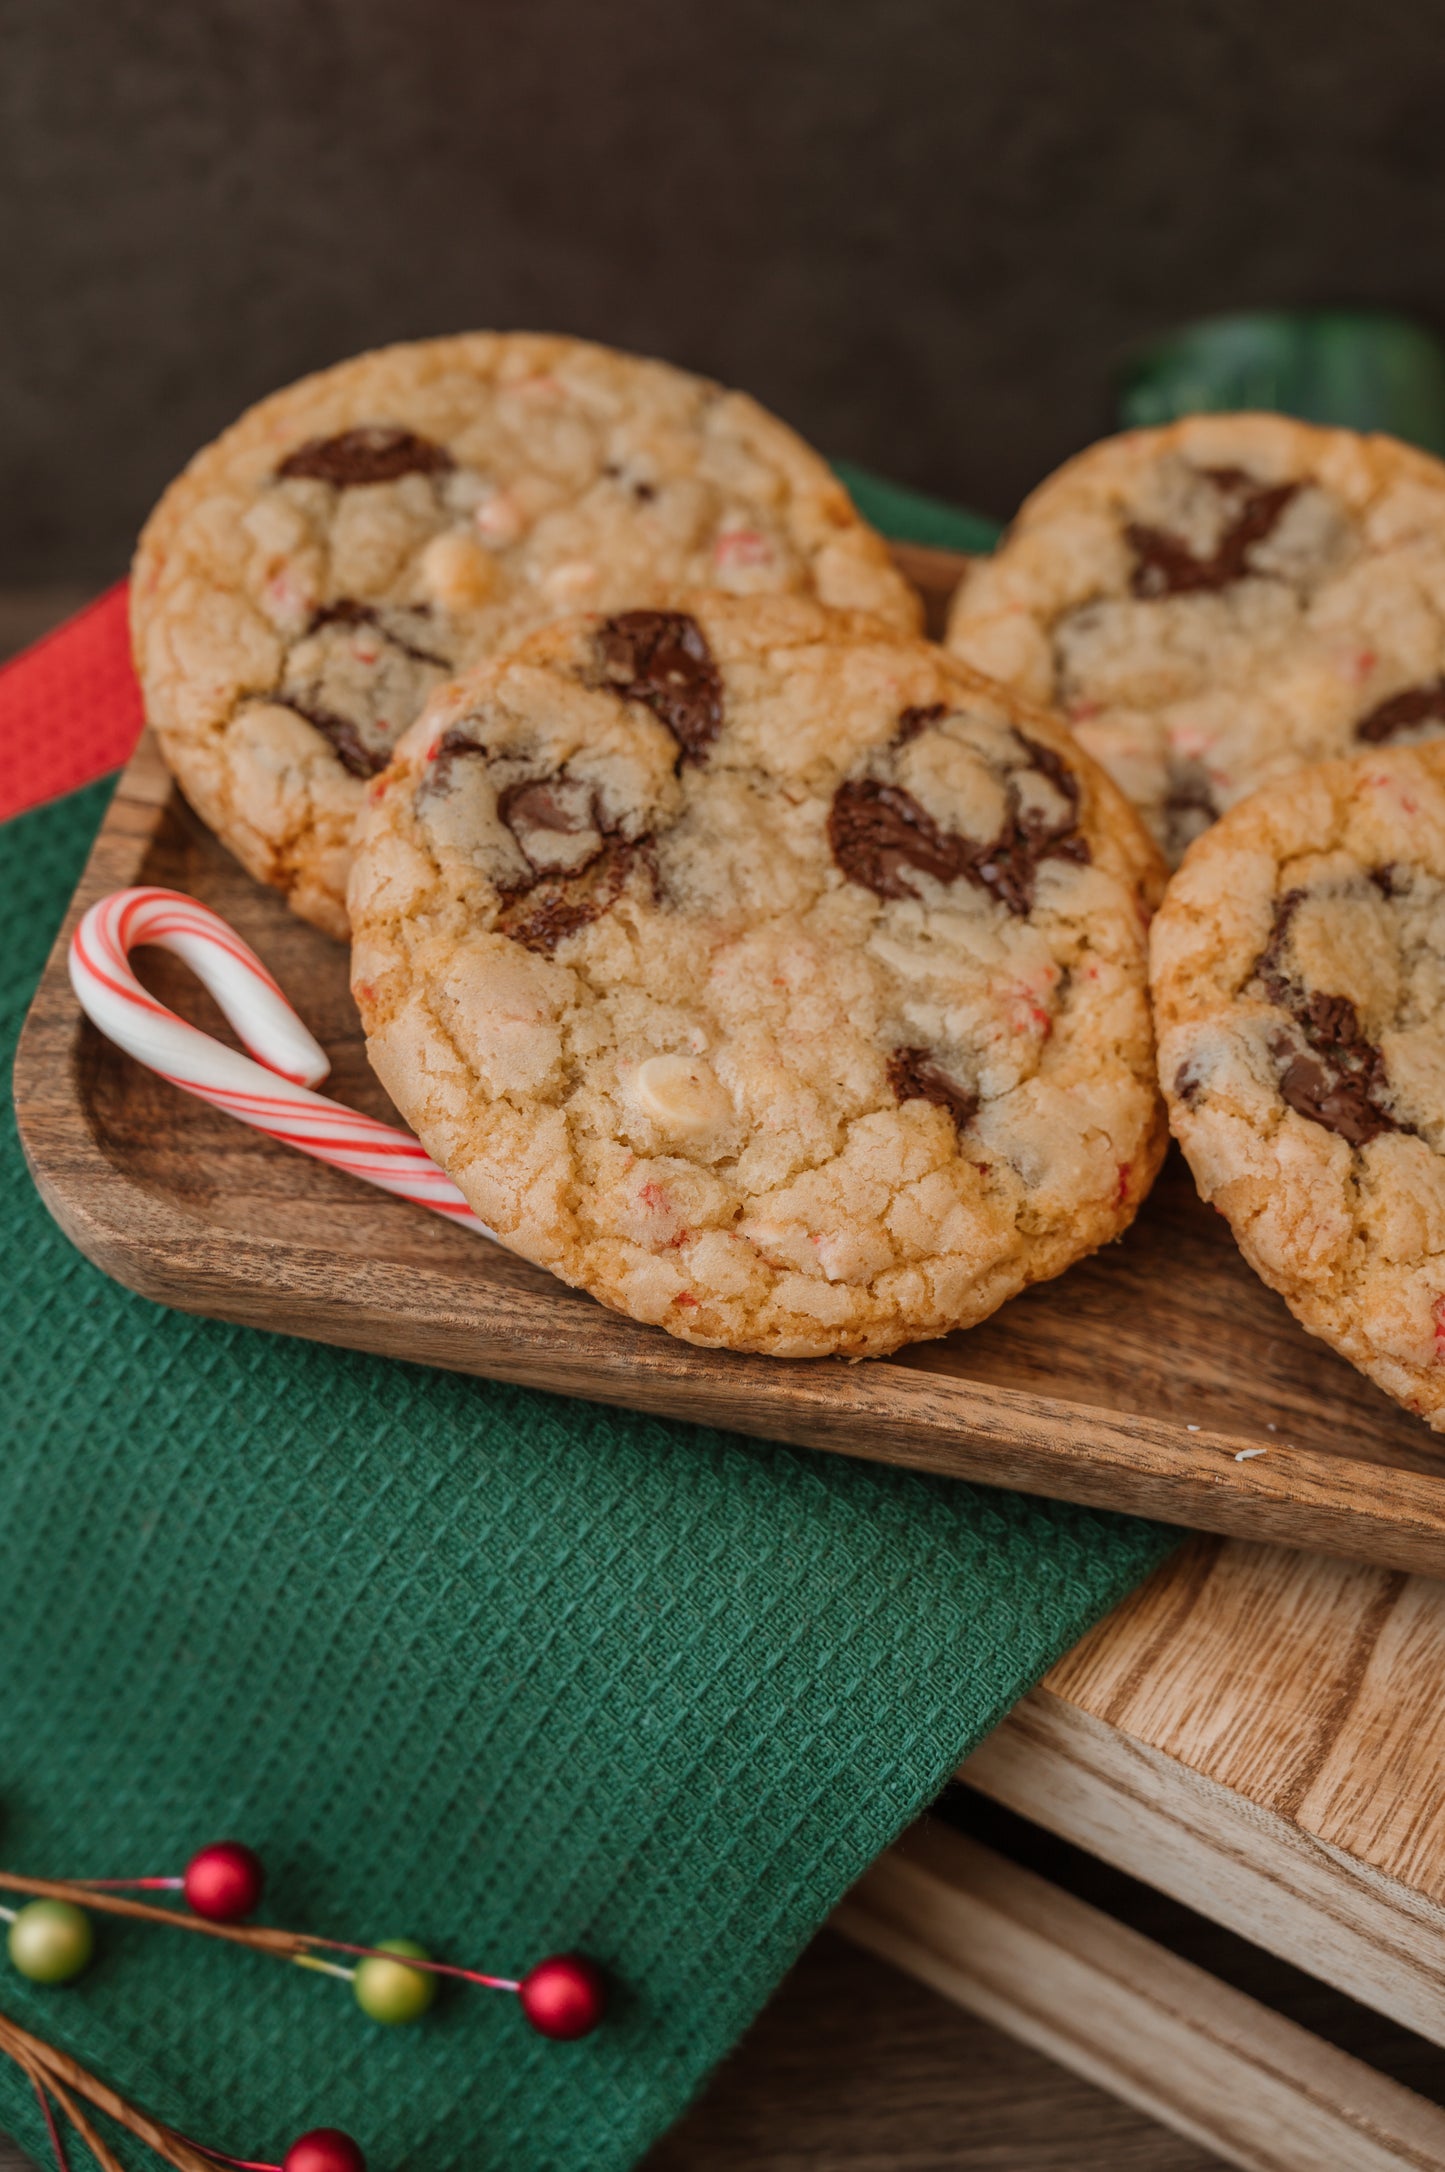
[
  {"xmin": 0, "ymin": 2001, "xmax": 363, "ymax": 2171},
  {"xmin": 0, "ymin": 1843, "xmax": 607, "ymax": 2040}
]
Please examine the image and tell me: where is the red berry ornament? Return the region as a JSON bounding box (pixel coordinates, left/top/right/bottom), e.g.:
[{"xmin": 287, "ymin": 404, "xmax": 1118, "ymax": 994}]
[
  {"xmin": 282, "ymin": 2130, "xmax": 366, "ymax": 2172},
  {"xmin": 182, "ymin": 1841, "xmax": 265, "ymax": 1922},
  {"xmin": 518, "ymin": 1952, "xmax": 607, "ymax": 2039}
]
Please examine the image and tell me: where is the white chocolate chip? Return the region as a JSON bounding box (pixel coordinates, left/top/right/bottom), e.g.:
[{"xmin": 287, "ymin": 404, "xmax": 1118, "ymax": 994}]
[
  {"xmin": 421, "ymin": 530, "xmax": 496, "ymax": 609},
  {"xmin": 634, "ymin": 1054, "xmax": 731, "ymax": 1137}
]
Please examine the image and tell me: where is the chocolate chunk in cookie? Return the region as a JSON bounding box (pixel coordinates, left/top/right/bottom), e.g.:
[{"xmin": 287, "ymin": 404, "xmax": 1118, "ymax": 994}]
[
  {"xmin": 598, "ymin": 611, "xmax": 723, "ymax": 767},
  {"xmin": 1252, "ymin": 890, "xmax": 1406, "ymax": 1146},
  {"xmin": 276, "ymin": 426, "xmax": 455, "ymax": 488},
  {"xmin": 497, "ymin": 840, "xmax": 641, "ymax": 954},
  {"xmin": 975, "ymin": 735, "xmax": 1090, "ymax": 915},
  {"xmin": 498, "ymin": 777, "xmax": 609, "ymax": 879},
  {"xmin": 307, "ymin": 598, "xmax": 448, "ymax": 668},
  {"xmin": 1274, "ymin": 1040, "xmax": 1396, "ymax": 1147},
  {"xmin": 1356, "ymin": 679, "xmax": 1445, "ymax": 745},
  {"xmin": 1162, "ymin": 761, "xmax": 1219, "ymax": 860},
  {"xmin": 828, "ymin": 780, "xmax": 972, "ymax": 900},
  {"xmin": 1128, "ymin": 468, "xmax": 1299, "ymax": 599},
  {"xmin": 280, "ymin": 600, "xmax": 449, "ymax": 779},
  {"xmin": 894, "ymin": 701, "xmax": 948, "ymax": 745},
  {"xmin": 284, "ymin": 703, "xmax": 389, "ymax": 779},
  {"xmin": 887, "ymin": 1048, "xmax": 979, "ymax": 1130},
  {"xmin": 829, "ymin": 730, "xmax": 1088, "ymax": 917}
]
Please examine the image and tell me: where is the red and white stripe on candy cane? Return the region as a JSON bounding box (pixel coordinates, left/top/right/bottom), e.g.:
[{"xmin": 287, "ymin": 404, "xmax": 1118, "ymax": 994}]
[{"xmin": 68, "ymin": 887, "xmax": 495, "ymax": 1237}]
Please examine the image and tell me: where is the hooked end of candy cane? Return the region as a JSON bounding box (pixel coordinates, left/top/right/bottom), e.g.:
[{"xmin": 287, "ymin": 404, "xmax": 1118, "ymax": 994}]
[
  {"xmin": 70, "ymin": 889, "xmax": 333, "ymax": 1089},
  {"xmin": 263, "ymin": 1043, "xmax": 333, "ymax": 1090}
]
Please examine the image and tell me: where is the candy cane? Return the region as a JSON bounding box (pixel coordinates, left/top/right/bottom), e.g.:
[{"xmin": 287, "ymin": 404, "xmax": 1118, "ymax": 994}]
[{"xmin": 69, "ymin": 887, "xmax": 495, "ymax": 1237}]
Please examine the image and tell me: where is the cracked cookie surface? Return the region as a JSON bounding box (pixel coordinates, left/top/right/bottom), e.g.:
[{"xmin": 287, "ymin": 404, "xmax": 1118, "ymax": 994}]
[
  {"xmin": 946, "ymin": 414, "xmax": 1445, "ymax": 864},
  {"xmin": 348, "ymin": 593, "xmax": 1166, "ymax": 1358},
  {"xmin": 1151, "ymin": 741, "xmax": 1445, "ymax": 1427},
  {"xmin": 132, "ymin": 333, "xmax": 921, "ymax": 937}
]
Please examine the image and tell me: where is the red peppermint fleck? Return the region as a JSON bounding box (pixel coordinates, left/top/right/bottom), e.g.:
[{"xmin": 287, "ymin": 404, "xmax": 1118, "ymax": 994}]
[
  {"xmin": 714, "ymin": 529, "xmax": 772, "ymax": 567},
  {"xmin": 1115, "ymin": 1163, "xmax": 1131, "ymax": 1205},
  {"xmin": 674, "ymin": 1291, "xmax": 699, "ymax": 1309},
  {"xmin": 1433, "ymin": 1295, "xmax": 1445, "ymax": 1360}
]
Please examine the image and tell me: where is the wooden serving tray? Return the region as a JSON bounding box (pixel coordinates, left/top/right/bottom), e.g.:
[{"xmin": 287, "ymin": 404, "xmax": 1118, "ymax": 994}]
[{"xmin": 16, "ymin": 547, "xmax": 1445, "ymax": 1576}]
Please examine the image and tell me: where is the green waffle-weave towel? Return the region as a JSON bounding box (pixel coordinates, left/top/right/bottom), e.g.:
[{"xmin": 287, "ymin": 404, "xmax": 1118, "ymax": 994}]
[{"xmin": 0, "ymin": 492, "xmax": 1175, "ymax": 2171}]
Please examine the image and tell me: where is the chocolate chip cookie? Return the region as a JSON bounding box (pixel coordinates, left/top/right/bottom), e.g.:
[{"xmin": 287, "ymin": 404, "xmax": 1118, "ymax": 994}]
[
  {"xmin": 1151, "ymin": 742, "xmax": 1445, "ymax": 1427},
  {"xmin": 132, "ymin": 334, "xmax": 921, "ymax": 937},
  {"xmin": 946, "ymin": 414, "xmax": 1445, "ymax": 863},
  {"xmin": 348, "ymin": 593, "xmax": 1166, "ymax": 1358}
]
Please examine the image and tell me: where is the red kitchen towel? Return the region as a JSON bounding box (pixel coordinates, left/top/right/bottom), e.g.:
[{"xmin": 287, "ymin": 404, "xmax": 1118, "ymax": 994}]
[{"xmin": 0, "ymin": 583, "xmax": 141, "ymax": 819}]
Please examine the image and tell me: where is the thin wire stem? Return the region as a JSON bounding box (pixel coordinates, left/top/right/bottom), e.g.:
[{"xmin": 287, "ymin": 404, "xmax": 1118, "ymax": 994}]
[
  {"xmin": 43, "ymin": 2086, "xmax": 125, "ymax": 2172},
  {"xmin": 290, "ymin": 1937, "xmax": 520, "ymax": 1992},
  {"xmin": 19, "ymin": 2067, "xmax": 126, "ymax": 2172},
  {"xmin": 72, "ymin": 1879, "xmax": 184, "ymax": 1893},
  {"xmin": 30, "ymin": 2074, "xmax": 70, "ymax": 2172}
]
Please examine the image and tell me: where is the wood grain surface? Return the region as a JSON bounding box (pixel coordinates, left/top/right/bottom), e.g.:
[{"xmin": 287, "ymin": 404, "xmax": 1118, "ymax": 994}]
[
  {"xmin": 965, "ymin": 1534, "xmax": 1445, "ymax": 2044},
  {"xmin": 837, "ymin": 1818, "xmax": 1445, "ymax": 2171},
  {"xmin": 15, "ymin": 543, "xmax": 1445, "ymax": 1573}
]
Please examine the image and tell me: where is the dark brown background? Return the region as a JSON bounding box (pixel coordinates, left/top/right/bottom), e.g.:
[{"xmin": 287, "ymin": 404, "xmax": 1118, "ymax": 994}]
[{"xmin": 4, "ymin": 0, "xmax": 1445, "ymax": 584}]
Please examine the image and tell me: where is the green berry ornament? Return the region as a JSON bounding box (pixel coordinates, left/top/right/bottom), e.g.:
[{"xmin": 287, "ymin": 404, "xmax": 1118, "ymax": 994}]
[
  {"xmin": 352, "ymin": 1939, "xmax": 436, "ymax": 2025},
  {"xmin": 7, "ymin": 1900, "xmax": 93, "ymax": 1984}
]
